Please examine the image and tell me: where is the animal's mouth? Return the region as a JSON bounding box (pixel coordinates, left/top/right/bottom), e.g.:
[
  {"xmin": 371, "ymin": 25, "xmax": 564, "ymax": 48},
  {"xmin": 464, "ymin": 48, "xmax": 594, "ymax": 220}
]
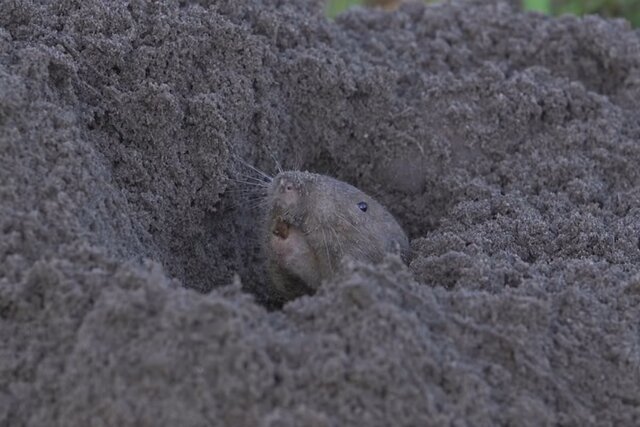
[{"xmin": 272, "ymin": 218, "xmax": 290, "ymax": 239}]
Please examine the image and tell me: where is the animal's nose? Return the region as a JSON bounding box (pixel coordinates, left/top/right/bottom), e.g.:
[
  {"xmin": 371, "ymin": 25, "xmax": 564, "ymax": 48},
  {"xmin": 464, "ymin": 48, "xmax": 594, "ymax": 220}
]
[{"xmin": 279, "ymin": 179, "xmax": 294, "ymax": 193}]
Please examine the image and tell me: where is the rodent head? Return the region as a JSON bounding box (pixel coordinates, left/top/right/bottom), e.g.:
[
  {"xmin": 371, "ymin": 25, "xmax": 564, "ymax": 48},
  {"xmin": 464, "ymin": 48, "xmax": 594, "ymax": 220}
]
[{"xmin": 265, "ymin": 170, "xmax": 409, "ymax": 298}]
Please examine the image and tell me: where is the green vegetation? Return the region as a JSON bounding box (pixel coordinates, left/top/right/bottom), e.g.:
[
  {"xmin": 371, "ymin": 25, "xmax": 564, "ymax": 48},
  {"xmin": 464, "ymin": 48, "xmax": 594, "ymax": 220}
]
[
  {"xmin": 326, "ymin": 0, "xmax": 365, "ymax": 17},
  {"xmin": 552, "ymin": 0, "xmax": 640, "ymax": 26},
  {"xmin": 523, "ymin": 0, "xmax": 551, "ymax": 13},
  {"xmin": 326, "ymin": 0, "xmax": 640, "ymax": 27}
]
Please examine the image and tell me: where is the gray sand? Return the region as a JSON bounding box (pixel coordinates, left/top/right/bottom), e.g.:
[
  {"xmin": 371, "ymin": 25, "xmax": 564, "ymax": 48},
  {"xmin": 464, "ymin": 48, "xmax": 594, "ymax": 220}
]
[{"xmin": 2, "ymin": 0, "xmax": 640, "ymax": 425}]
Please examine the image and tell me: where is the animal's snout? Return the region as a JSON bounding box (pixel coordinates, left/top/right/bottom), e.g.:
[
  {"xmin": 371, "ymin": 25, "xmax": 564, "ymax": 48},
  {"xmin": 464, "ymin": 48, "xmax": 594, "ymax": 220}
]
[{"xmin": 279, "ymin": 178, "xmax": 295, "ymax": 193}]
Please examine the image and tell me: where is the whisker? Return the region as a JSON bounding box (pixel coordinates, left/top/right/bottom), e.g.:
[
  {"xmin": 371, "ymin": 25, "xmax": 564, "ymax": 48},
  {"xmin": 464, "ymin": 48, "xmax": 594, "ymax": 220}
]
[
  {"xmin": 233, "ymin": 155, "xmax": 273, "ymax": 182},
  {"xmin": 222, "ymin": 195, "xmax": 267, "ymax": 205},
  {"xmin": 244, "ymin": 205, "xmax": 267, "ymax": 213},
  {"xmin": 335, "ymin": 214, "xmax": 367, "ymax": 249},
  {"xmin": 246, "ymin": 198, "xmax": 269, "ymax": 206},
  {"xmin": 245, "ymin": 197, "xmax": 269, "ymax": 208},
  {"xmin": 336, "ymin": 214, "xmax": 361, "ymax": 234},
  {"xmin": 224, "ymin": 196, "xmax": 268, "ymax": 206},
  {"xmin": 226, "ymin": 178, "xmax": 271, "ymax": 188},
  {"xmin": 222, "ymin": 188, "xmax": 267, "ymax": 195},
  {"xmin": 269, "ymin": 151, "xmax": 284, "ymax": 174},
  {"xmin": 292, "ymin": 152, "xmax": 303, "ymax": 171},
  {"xmin": 220, "ymin": 191, "xmax": 266, "ymax": 202},
  {"xmin": 224, "ymin": 190, "xmax": 267, "ymax": 200},
  {"xmin": 330, "ymin": 225, "xmax": 343, "ymax": 259},
  {"xmin": 321, "ymin": 225, "xmax": 333, "ymax": 274},
  {"xmin": 235, "ymin": 173, "xmax": 272, "ymax": 185},
  {"xmin": 228, "ymin": 173, "xmax": 271, "ymax": 184}
]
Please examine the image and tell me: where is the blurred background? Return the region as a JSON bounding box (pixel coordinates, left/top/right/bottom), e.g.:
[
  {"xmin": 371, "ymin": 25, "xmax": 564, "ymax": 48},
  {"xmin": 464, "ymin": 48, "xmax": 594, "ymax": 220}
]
[{"xmin": 326, "ymin": 0, "xmax": 640, "ymax": 27}]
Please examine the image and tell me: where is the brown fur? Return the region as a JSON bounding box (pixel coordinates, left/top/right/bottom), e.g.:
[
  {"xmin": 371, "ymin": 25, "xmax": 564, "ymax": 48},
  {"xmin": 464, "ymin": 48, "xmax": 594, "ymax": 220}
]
[{"xmin": 264, "ymin": 171, "xmax": 409, "ymax": 301}]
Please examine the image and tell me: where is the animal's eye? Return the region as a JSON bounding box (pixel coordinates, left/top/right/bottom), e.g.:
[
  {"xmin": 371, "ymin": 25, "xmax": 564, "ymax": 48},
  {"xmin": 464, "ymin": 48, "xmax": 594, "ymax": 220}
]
[{"xmin": 357, "ymin": 201, "xmax": 368, "ymax": 212}]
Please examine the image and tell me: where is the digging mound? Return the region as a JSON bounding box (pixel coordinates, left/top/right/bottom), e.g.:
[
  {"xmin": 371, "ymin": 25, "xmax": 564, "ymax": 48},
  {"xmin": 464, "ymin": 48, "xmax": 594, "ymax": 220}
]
[{"xmin": 1, "ymin": 0, "xmax": 640, "ymax": 425}]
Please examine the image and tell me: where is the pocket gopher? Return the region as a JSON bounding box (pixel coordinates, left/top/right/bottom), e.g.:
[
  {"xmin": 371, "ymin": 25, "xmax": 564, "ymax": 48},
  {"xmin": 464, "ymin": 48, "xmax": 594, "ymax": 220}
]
[{"xmin": 265, "ymin": 171, "xmax": 409, "ymax": 301}]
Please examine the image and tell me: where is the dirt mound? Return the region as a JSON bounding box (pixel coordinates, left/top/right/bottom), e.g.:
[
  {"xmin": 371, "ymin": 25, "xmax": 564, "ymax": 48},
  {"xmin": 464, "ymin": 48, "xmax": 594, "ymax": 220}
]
[{"xmin": 1, "ymin": 0, "xmax": 640, "ymax": 425}]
